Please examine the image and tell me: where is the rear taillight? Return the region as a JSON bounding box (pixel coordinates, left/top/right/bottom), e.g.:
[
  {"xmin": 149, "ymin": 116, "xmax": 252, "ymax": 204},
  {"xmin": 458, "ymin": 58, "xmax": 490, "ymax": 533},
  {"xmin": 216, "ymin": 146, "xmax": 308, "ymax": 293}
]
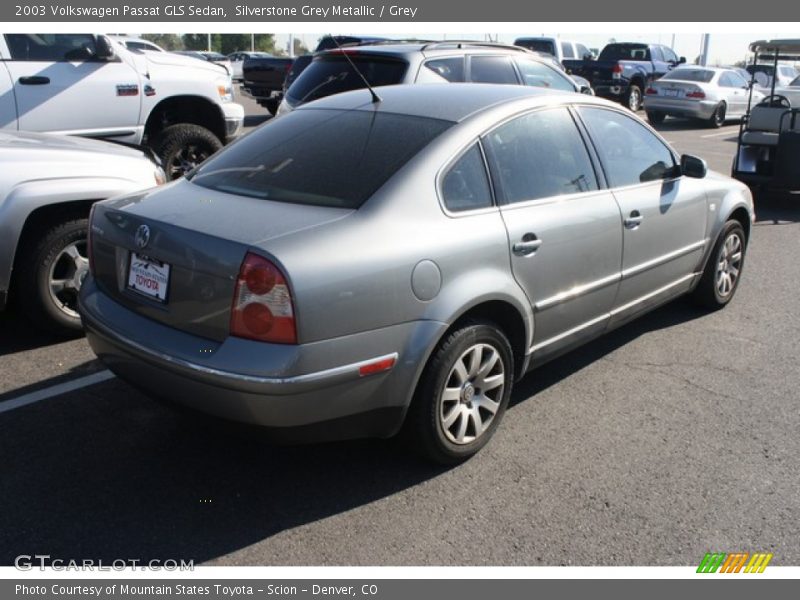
[
  {"xmin": 686, "ymin": 89, "xmax": 706, "ymax": 99},
  {"xmin": 612, "ymin": 64, "xmax": 623, "ymax": 79},
  {"xmin": 230, "ymin": 252, "xmax": 297, "ymax": 344},
  {"xmin": 645, "ymin": 87, "xmax": 658, "ymax": 95},
  {"xmin": 87, "ymin": 204, "xmax": 96, "ymax": 275}
]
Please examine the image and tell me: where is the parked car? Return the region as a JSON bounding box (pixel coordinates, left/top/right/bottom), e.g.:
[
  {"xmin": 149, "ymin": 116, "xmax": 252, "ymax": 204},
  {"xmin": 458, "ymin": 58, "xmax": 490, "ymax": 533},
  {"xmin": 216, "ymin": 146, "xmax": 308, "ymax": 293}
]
[
  {"xmin": 0, "ymin": 34, "xmax": 244, "ymax": 181},
  {"xmin": 277, "ymin": 41, "xmax": 584, "ymax": 115},
  {"xmin": 774, "ymin": 74, "xmax": 800, "ymax": 106},
  {"xmin": 0, "ymin": 131, "xmax": 163, "ymax": 334},
  {"xmin": 239, "ymin": 55, "xmax": 295, "ymax": 114},
  {"xmin": 174, "ymin": 50, "xmax": 232, "ymax": 75},
  {"xmin": 109, "ymin": 36, "xmax": 165, "ymax": 53},
  {"xmin": 80, "ymin": 84, "xmax": 754, "ymax": 463},
  {"xmin": 227, "ymin": 51, "xmax": 273, "ymax": 80},
  {"xmin": 514, "ymin": 37, "xmax": 594, "ymax": 62},
  {"xmin": 564, "ymin": 42, "xmax": 686, "ymax": 111},
  {"xmin": 746, "ymin": 63, "xmax": 799, "ymax": 89},
  {"xmin": 644, "ymin": 66, "xmax": 764, "ymax": 127},
  {"xmin": 530, "ymin": 51, "xmax": 594, "ymax": 94}
]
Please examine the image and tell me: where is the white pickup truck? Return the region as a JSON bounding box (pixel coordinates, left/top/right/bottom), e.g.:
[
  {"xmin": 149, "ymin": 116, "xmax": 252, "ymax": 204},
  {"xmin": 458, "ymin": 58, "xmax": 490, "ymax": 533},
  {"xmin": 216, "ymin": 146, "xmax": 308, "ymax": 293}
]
[{"xmin": 0, "ymin": 34, "xmax": 244, "ymax": 180}]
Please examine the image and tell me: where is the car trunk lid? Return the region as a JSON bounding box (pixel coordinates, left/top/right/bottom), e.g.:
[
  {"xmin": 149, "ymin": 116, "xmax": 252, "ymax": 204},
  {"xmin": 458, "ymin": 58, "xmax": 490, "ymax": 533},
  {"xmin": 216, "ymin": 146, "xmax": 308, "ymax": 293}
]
[{"xmin": 89, "ymin": 180, "xmax": 353, "ymax": 341}]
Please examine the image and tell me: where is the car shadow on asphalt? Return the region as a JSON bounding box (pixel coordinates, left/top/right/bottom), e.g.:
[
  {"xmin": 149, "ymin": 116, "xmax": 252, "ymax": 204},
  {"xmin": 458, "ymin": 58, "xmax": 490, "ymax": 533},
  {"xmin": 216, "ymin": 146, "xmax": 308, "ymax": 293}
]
[
  {"xmin": 0, "ymin": 299, "xmax": 713, "ymax": 567},
  {"xmin": 0, "ymin": 310, "xmax": 78, "ymax": 357}
]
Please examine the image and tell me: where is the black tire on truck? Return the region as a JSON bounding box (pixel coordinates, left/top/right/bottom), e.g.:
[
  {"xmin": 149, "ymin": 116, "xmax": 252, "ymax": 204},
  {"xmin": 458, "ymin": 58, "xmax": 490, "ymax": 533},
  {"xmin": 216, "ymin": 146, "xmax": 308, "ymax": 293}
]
[
  {"xmin": 16, "ymin": 218, "xmax": 89, "ymax": 336},
  {"xmin": 154, "ymin": 123, "xmax": 223, "ymax": 181}
]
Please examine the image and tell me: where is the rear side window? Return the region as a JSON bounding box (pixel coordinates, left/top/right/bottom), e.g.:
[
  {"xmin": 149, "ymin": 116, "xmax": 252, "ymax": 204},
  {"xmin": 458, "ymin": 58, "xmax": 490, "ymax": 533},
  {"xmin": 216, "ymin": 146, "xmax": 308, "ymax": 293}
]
[
  {"xmin": 441, "ymin": 145, "xmax": 493, "ymax": 212},
  {"xmin": 516, "ymin": 59, "xmax": 576, "ymax": 91},
  {"xmin": 469, "ymin": 56, "xmax": 519, "ymax": 84},
  {"xmin": 599, "ymin": 44, "xmax": 651, "ymax": 61},
  {"xmin": 5, "ymin": 33, "xmax": 98, "ymax": 61},
  {"xmin": 189, "ymin": 109, "xmax": 453, "ymax": 209},
  {"xmin": 286, "ymin": 55, "xmax": 408, "ymax": 105},
  {"xmin": 483, "ymin": 108, "xmax": 599, "ymax": 204},
  {"xmin": 423, "ymin": 57, "xmax": 465, "ymax": 82},
  {"xmin": 580, "ymin": 107, "xmax": 676, "ymax": 187}
]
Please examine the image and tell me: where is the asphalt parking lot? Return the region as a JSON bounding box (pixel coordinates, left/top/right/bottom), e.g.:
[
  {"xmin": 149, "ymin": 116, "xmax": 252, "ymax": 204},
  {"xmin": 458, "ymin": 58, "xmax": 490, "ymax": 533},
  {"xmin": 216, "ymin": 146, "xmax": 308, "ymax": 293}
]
[{"xmin": 1, "ymin": 92, "xmax": 798, "ymax": 567}]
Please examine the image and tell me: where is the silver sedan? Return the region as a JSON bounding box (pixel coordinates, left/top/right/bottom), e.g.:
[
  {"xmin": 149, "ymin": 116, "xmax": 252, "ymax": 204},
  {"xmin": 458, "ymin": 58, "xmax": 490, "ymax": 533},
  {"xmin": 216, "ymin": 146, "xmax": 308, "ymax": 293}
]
[
  {"xmin": 80, "ymin": 84, "xmax": 754, "ymax": 463},
  {"xmin": 0, "ymin": 132, "xmax": 163, "ymax": 334},
  {"xmin": 645, "ymin": 66, "xmax": 765, "ymax": 127}
]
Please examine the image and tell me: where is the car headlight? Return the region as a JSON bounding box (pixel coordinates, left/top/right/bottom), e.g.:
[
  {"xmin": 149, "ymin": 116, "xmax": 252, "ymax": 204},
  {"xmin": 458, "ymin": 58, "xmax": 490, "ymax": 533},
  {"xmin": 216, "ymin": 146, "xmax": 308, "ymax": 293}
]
[{"xmin": 217, "ymin": 79, "xmax": 234, "ymax": 103}]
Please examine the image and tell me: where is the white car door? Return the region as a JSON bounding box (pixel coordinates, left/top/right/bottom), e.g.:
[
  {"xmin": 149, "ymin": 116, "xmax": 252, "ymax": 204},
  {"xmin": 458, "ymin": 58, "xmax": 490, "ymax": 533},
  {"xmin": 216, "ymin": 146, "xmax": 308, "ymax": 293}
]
[
  {"xmin": 3, "ymin": 34, "xmax": 141, "ymax": 142},
  {"xmin": 0, "ymin": 61, "xmax": 17, "ymax": 130}
]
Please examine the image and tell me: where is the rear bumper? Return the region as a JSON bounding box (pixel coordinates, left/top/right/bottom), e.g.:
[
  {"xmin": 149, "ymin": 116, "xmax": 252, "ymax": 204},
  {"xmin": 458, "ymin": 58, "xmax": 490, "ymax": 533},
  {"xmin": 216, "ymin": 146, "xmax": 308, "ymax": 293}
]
[
  {"xmin": 643, "ymin": 97, "xmax": 718, "ymax": 120},
  {"xmin": 79, "ymin": 279, "xmax": 446, "ymax": 441}
]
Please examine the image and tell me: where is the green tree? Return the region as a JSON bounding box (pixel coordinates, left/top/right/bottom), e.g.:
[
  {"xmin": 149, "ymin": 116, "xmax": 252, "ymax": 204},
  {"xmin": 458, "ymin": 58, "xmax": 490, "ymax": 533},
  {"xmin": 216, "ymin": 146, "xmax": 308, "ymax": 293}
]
[
  {"xmin": 140, "ymin": 33, "xmax": 183, "ymax": 51},
  {"xmin": 181, "ymin": 34, "xmax": 221, "ymax": 51},
  {"xmin": 292, "ymin": 38, "xmax": 310, "ymax": 56},
  {"xmin": 253, "ymin": 34, "xmax": 277, "ymax": 54},
  {"xmin": 219, "ymin": 34, "xmax": 251, "ymax": 55}
]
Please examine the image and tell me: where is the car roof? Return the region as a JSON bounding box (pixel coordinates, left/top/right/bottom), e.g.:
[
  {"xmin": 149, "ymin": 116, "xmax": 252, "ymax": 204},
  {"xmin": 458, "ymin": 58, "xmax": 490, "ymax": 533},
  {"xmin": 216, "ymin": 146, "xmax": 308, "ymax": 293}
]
[
  {"xmin": 293, "ymin": 83, "xmax": 609, "ymax": 123},
  {"xmin": 315, "ymin": 41, "xmax": 536, "ymax": 59}
]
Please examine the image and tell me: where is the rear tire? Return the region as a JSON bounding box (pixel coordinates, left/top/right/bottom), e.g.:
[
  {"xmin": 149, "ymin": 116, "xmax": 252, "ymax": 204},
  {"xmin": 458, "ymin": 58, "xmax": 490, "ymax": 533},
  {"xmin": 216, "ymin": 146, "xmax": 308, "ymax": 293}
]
[
  {"xmin": 708, "ymin": 102, "xmax": 727, "ymax": 128},
  {"xmin": 16, "ymin": 218, "xmax": 89, "ymax": 336},
  {"xmin": 646, "ymin": 110, "xmax": 666, "ymax": 125},
  {"xmin": 692, "ymin": 220, "xmax": 746, "ymax": 309},
  {"xmin": 404, "ymin": 321, "xmax": 514, "ymax": 464},
  {"xmin": 626, "ymin": 85, "xmax": 643, "ymax": 111},
  {"xmin": 153, "ymin": 124, "xmax": 222, "ymax": 181}
]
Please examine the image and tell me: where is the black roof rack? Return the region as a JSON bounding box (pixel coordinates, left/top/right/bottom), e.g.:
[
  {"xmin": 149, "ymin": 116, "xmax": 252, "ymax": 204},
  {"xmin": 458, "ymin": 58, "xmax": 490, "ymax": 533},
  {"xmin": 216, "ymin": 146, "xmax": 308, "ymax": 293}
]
[{"xmin": 419, "ymin": 40, "xmax": 533, "ymax": 54}]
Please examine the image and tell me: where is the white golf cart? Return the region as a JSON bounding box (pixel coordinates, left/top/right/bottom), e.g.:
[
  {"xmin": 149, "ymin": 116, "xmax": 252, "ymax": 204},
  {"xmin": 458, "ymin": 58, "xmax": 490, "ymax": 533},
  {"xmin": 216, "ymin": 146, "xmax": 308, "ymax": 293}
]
[{"xmin": 732, "ymin": 39, "xmax": 800, "ymax": 192}]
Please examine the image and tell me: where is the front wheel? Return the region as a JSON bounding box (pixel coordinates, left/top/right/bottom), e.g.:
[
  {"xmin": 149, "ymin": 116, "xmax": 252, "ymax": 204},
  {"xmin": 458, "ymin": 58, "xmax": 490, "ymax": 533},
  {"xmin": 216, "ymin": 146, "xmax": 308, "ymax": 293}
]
[
  {"xmin": 405, "ymin": 321, "xmax": 514, "ymax": 464},
  {"xmin": 16, "ymin": 218, "xmax": 89, "ymax": 336},
  {"xmin": 154, "ymin": 124, "xmax": 223, "ymax": 181},
  {"xmin": 692, "ymin": 220, "xmax": 747, "ymax": 309}
]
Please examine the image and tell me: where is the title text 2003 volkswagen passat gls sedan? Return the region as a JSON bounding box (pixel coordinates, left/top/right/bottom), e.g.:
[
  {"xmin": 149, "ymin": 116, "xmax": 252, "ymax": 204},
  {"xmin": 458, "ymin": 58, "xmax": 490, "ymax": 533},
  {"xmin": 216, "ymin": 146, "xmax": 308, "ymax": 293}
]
[{"xmin": 80, "ymin": 84, "xmax": 754, "ymax": 463}]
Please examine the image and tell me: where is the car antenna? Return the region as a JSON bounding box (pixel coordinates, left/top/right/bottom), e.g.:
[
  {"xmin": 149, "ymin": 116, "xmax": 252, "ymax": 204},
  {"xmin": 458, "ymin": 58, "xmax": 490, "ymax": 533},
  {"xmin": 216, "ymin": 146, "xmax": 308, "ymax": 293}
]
[{"xmin": 328, "ymin": 34, "xmax": 381, "ymax": 104}]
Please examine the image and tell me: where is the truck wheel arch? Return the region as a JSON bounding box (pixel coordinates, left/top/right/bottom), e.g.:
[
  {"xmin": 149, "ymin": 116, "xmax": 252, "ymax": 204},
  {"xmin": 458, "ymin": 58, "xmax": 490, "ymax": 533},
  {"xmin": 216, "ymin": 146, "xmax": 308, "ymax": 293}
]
[{"xmin": 143, "ymin": 96, "xmax": 226, "ymax": 146}]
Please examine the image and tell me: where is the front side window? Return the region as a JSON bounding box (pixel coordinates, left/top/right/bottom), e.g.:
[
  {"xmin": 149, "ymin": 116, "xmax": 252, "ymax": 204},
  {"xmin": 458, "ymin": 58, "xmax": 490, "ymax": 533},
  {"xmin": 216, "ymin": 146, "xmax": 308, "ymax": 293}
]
[
  {"xmin": 441, "ymin": 144, "xmax": 493, "ymax": 212},
  {"xmin": 469, "ymin": 56, "xmax": 519, "ymax": 84},
  {"xmin": 482, "ymin": 108, "xmax": 599, "ymax": 204},
  {"xmin": 516, "ymin": 59, "xmax": 576, "ymax": 91},
  {"xmin": 5, "ymin": 33, "xmax": 98, "ymax": 61},
  {"xmin": 190, "ymin": 108, "xmax": 453, "ymax": 209},
  {"xmin": 579, "ymin": 107, "xmax": 677, "ymax": 188},
  {"xmin": 561, "ymin": 42, "xmax": 575, "ymax": 59}
]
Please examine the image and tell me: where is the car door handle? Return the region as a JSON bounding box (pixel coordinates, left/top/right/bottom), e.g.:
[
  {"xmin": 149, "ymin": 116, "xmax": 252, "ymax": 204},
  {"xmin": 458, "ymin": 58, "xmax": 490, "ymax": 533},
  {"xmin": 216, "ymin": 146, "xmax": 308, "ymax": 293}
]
[
  {"xmin": 18, "ymin": 76, "xmax": 50, "ymax": 85},
  {"xmin": 512, "ymin": 234, "xmax": 542, "ymax": 256},
  {"xmin": 624, "ymin": 210, "xmax": 644, "ymax": 229}
]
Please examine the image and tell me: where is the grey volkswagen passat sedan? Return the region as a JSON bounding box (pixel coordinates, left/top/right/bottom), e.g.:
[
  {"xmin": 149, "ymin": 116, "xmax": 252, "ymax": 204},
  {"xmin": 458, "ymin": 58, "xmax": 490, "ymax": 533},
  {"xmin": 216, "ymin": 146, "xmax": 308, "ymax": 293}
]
[{"xmin": 79, "ymin": 84, "xmax": 754, "ymax": 463}]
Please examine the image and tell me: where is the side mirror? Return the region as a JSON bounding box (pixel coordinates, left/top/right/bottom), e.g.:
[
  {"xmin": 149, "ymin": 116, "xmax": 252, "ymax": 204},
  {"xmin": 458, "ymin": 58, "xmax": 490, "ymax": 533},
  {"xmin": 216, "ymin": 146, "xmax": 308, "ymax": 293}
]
[
  {"xmin": 681, "ymin": 154, "xmax": 707, "ymax": 179},
  {"xmin": 94, "ymin": 35, "xmax": 116, "ymax": 60},
  {"xmin": 678, "ymin": 56, "xmax": 686, "ymax": 64}
]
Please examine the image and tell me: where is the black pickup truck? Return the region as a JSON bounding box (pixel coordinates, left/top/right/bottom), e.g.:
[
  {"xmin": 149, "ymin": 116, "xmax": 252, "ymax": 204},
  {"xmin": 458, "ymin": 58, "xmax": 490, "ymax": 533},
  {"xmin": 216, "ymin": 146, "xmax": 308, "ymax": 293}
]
[
  {"xmin": 563, "ymin": 42, "xmax": 685, "ymax": 111},
  {"xmin": 241, "ymin": 36, "xmax": 389, "ymax": 115},
  {"xmin": 240, "ymin": 56, "xmax": 294, "ymax": 114}
]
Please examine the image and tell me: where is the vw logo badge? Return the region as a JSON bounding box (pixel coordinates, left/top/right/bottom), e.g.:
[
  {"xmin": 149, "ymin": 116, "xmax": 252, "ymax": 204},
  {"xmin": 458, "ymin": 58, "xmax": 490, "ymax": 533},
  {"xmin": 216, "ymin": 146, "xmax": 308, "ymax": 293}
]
[{"xmin": 134, "ymin": 224, "xmax": 151, "ymax": 249}]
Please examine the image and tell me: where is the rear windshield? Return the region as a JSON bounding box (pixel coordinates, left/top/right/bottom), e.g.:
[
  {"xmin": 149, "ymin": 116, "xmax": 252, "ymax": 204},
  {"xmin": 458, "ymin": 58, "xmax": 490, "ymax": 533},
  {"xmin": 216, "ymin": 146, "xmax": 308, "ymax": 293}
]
[
  {"xmin": 661, "ymin": 69, "xmax": 714, "ymax": 82},
  {"xmin": 286, "ymin": 54, "xmax": 408, "ymax": 106},
  {"xmin": 188, "ymin": 109, "xmax": 453, "ymax": 209},
  {"xmin": 599, "ymin": 44, "xmax": 651, "ymax": 61},
  {"xmin": 514, "ymin": 39, "xmax": 556, "ymax": 56}
]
